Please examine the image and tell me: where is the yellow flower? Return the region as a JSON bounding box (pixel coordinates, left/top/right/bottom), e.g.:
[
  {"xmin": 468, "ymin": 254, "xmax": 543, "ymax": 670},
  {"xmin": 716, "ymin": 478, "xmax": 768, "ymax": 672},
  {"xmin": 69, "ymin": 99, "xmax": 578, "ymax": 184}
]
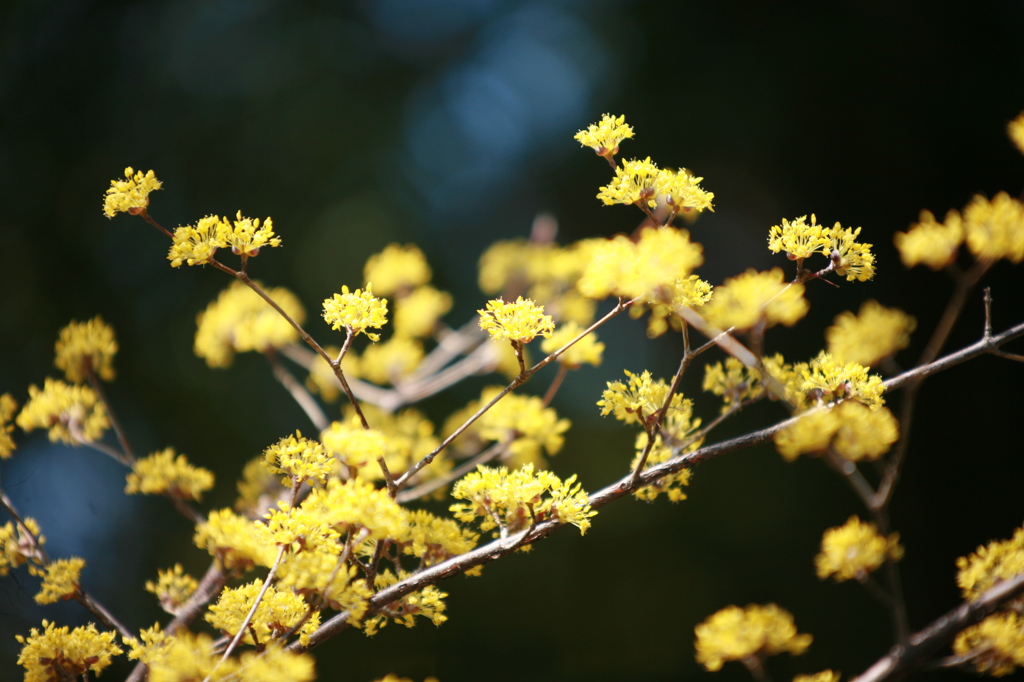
[
  {"xmin": 1009, "ymin": 111, "xmax": 1024, "ymax": 156},
  {"xmin": 695, "ymin": 603, "xmax": 812, "ymax": 672},
  {"xmin": 54, "ymin": 316, "xmax": 118, "ymax": 383},
  {"xmin": 145, "ymin": 564, "xmax": 198, "ymax": 615},
  {"xmin": 793, "ymin": 351, "xmax": 886, "ymax": 410},
  {"xmin": 167, "ymin": 215, "xmax": 229, "ymax": 267},
  {"xmin": 393, "ymin": 285, "xmax": 452, "ymax": 338},
  {"xmin": 16, "ymin": 378, "xmax": 109, "ymax": 445},
  {"xmin": 598, "ymin": 369, "xmax": 691, "ymax": 432},
  {"xmin": 657, "ymin": 168, "xmax": 715, "ymax": 214},
  {"xmin": 323, "ymin": 284, "xmax": 389, "ymax": 342},
  {"xmin": 702, "ymin": 268, "xmax": 808, "ymax": 332},
  {"xmin": 364, "ymin": 243, "xmax": 433, "ymax": 296},
  {"xmin": 0, "ymin": 393, "xmax": 18, "ymax": 459},
  {"xmin": 826, "ymin": 223, "xmax": 875, "ymax": 281},
  {"xmin": 16, "ymin": 620, "xmax": 123, "ymax": 681},
  {"xmin": 194, "ymin": 508, "xmax": 275, "ymax": 571},
  {"xmin": 768, "ymin": 214, "xmax": 830, "ymax": 260},
  {"xmin": 962, "ymin": 192, "xmax": 1024, "ymax": 264},
  {"xmin": 540, "ymin": 322, "xmax": 605, "ymax": 368},
  {"xmin": 263, "ymin": 431, "xmax": 333, "ymax": 485},
  {"xmin": 894, "ymin": 209, "xmax": 963, "ymax": 270},
  {"xmin": 360, "ymin": 335, "xmax": 424, "ymax": 385},
  {"xmin": 629, "ymin": 397, "xmax": 702, "ymax": 502},
  {"xmin": 395, "ymin": 509, "xmax": 479, "ymax": 569},
  {"xmin": 363, "ymin": 569, "xmax": 448, "ymax": 635},
  {"xmin": 702, "ymin": 356, "xmax": 772, "ymax": 413},
  {"xmin": 826, "ymin": 300, "xmax": 916, "ymax": 367},
  {"xmin": 597, "ymin": 156, "xmax": 664, "ymax": 208},
  {"xmin": 33, "ymin": 557, "xmax": 85, "ymax": 604},
  {"xmin": 125, "ymin": 447, "xmax": 215, "ymax": 500},
  {"xmin": 206, "ymin": 580, "xmax": 319, "ymax": 647},
  {"xmin": 451, "ymin": 463, "xmax": 596, "ymax": 536},
  {"xmin": 574, "ymin": 113, "xmax": 634, "ymax": 159},
  {"xmin": 953, "ymin": 611, "xmax": 1024, "ymax": 677},
  {"xmin": 774, "ymin": 402, "xmax": 898, "ymax": 462},
  {"xmin": 194, "ymin": 280, "xmax": 304, "ymax": 368},
  {"xmin": 478, "ymin": 296, "xmax": 554, "ymax": 344},
  {"xmin": 815, "ymin": 516, "xmax": 903, "ymax": 582},
  {"xmin": 103, "ymin": 167, "xmax": 161, "ymax": 218},
  {"xmin": 956, "ymin": 524, "xmax": 1024, "ymax": 602},
  {"xmin": 224, "ymin": 210, "xmax": 281, "ymax": 257},
  {"xmin": 0, "ymin": 517, "xmax": 45, "ymax": 575},
  {"xmin": 794, "ymin": 671, "xmax": 841, "ymax": 682},
  {"xmin": 476, "ymin": 386, "xmax": 571, "ymax": 468},
  {"xmin": 577, "ymin": 228, "xmax": 704, "ymax": 303}
]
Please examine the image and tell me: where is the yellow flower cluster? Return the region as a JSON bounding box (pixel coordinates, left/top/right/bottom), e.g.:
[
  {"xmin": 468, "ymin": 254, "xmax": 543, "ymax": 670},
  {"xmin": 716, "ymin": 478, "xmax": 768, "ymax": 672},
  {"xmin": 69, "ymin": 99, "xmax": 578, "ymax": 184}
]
[
  {"xmin": 125, "ymin": 447, "xmax": 215, "ymax": 500},
  {"xmin": 629, "ymin": 273, "xmax": 714, "ymax": 338},
  {"xmin": 629, "ymin": 397, "xmax": 702, "ymax": 502},
  {"xmin": 1010, "ymin": 111, "xmax": 1024, "ymax": 156},
  {"xmin": 127, "ymin": 628, "xmax": 315, "ymax": 682},
  {"xmin": 598, "ymin": 369, "xmax": 682, "ymax": 429},
  {"xmin": 478, "ymin": 296, "xmax": 555, "ymax": 345},
  {"xmin": 263, "ymin": 431, "xmax": 334, "ymax": 485},
  {"xmin": 701, "ymin": 268, "xmax": 807, "ymax": 332},
  {"xmin": 103, "ymin": 167, "xmax": 161, "ymax": 218},
  {"xmin": 540, "ymin": 321, "xmax": 605, "ymax": 368},
  {"xmin": 953, "ymin": 524, "xmax": 1024, "ymax": 676},
  {"xmin": 768, "ymin": 215, "xmax": 875, "ymax": 281},
  {"xmin": 206, "ymin": 580, "xmax": 320, "ymax": 647},
  {"xmin": 450, "ymin": 463, "xmax": 596, "ymax": 536},
  {"xmin": 815, "ymin": 516, "xmax": 903, "ymax": 582},
  {"xmin": 322, "ymin": 417, "xmax": 388, "ymax": 473},
  {"xmin": 478, "ymin": 237, "xmax": 597, "ymax": 326},
  {"xmin": 393, "ymin": 285, "xmax": 452, "ymax": 338},
  {"xmin": 576, "ymin": 228, "xmax": 706, "ymax": 304},
  {"xmin": 0, "ymin": 517, "xmax": 45, "ymax": 575},
  {"xmin": 32, "ymin": 557, "xmax": 85, "ymax": 604},
  {"xmin": 774, "ymin": 401, "xmax": 899, "ymax": 462},
  {"xmin": 145, "ymin": 564, "xmax": 198, "ymax": 615},
  {"xmin": 395, "ymin": 509, "xmax": 480, "ymax": 569},
  {"xmin": 895, "ymin": 192, "xmax": 1024, "ymax": 268},
  {"xmin": 363, "ymin": 569, "xmax": 449, "ymax": 635},
  {"xmin": 768, "ymin": 214, "xmax": 831, "ymax": 260},
  {"xmin": 194, "ymin": 280, "xmax": 304, "ymax": 368},
  {"xmin": 360, "ymin": 335, "xmax": 425, "ymax": 385},
  {"xmin": 596, "ymin": 158, "xmax": 715, "ymax": 214},
  {"xmin": 363, "ymin": 243, "xmax": 433, "ymax": 296},
  {"xmin": 54, "ymin": 316, "xmax": 118, "ymax": 383},
  {"xmin": 16, "ymin": 378, "xmax": 109, "ymax": 445},
  {"xmin": 957, "ymin": 524, "xmax": 1024, "ymax": 602},
  {"xmin": 953, "ymin": 611, "xmax": 1024, "ymax": 677},
  {"xmin": 794, "ymin": 671, "xmax": 841, "ymax": 682},
  {"xmin": 475, "ymin": 386, "xmax": 572, "ymax": 468},
  {"xmin": 168, "ymin": 211, "xmax": 281, "ymax": 267},
  {"xmin": 195, "ymin": 508, "xmax": 276, "ymax": 571},
  {"xmin": 16, "ymin": 620, "xmax": 123, "ymax": 681},
  {"xmin": 826, "ymin": 301, "xmax": 916, "ymax": 367},
  {"xmin": 322, "ymin": 284, "xmax": 389, "ymax": 342},
  {"xmin": 574, "ymin": 113, "xmax": 634, "ymax": 159},
  {"xmin": 0, "ymin": 393, "xmax": 17, "ymax": 458},
  {"xmin": 894, "ymin": 209, "xmax": 963, "ymax": 270},
  {"xmin": 702, "ymin": 356, "xmax": 777, "ymax": 413},
  {"xmin": 791, "ymin": 351, "xmax": 886, "ymax": 410},
  {"xmin": 694, "ymin": 603, "xmax": 812, "ymax": 672}
]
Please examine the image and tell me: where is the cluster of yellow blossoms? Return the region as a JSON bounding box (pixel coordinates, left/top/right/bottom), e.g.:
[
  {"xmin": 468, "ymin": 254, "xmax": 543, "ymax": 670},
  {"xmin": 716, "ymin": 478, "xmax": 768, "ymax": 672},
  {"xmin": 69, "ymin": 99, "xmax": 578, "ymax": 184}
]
[{"xmin": 7, "ymin": 108, "xmax": 1024, "ymax": 682}]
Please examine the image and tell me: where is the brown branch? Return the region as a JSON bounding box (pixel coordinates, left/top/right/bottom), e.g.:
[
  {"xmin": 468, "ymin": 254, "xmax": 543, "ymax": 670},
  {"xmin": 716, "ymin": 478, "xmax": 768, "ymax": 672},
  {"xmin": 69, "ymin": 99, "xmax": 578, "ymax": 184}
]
[{"xmin": 851, "ymin": 570, "xmax": 1024, "ymax": 682}]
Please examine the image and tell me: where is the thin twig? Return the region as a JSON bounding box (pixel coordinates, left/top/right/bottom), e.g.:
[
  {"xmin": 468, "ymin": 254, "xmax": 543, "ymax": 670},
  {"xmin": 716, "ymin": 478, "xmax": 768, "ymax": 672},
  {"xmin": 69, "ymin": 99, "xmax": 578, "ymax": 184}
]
[
  {"xmin": 266, "ymin": 351, "xmax": 329, "ymax": 432},
  {"xmin": 851, "ymin": 570, "xmax": 1024, "ymax": 682}
]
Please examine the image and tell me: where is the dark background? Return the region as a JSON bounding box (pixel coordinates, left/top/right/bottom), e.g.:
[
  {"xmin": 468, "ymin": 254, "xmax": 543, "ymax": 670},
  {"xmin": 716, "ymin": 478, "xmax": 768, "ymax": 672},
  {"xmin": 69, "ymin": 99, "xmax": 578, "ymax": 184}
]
[{"xmin": 2, "ymin": 1, "xmax": 1024, "ymax": 681}]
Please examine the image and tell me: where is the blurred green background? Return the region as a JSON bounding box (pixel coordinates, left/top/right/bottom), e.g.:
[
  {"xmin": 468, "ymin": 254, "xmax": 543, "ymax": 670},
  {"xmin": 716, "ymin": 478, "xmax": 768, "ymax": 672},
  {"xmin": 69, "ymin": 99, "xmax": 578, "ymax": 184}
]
[{"xmin": 2, "ymin": 1, "xmax": 1024, "ymax": 680}]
